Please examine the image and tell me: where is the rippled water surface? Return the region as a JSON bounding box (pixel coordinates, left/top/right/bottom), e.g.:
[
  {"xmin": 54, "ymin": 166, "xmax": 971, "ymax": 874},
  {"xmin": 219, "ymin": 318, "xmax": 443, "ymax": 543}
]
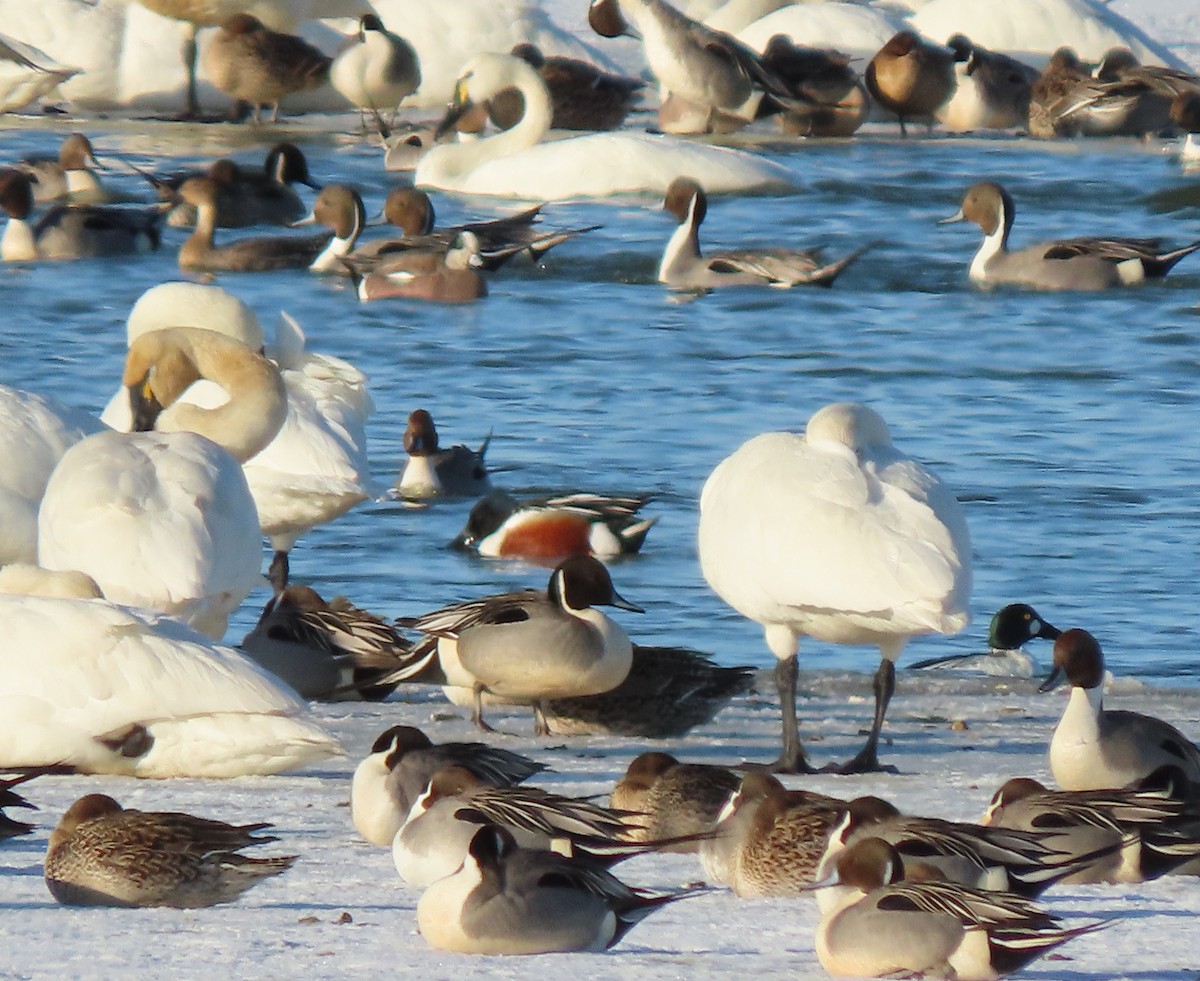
[{"xmin": 3, "ymin": 117, "xmax": 1199, "ymax": 686}]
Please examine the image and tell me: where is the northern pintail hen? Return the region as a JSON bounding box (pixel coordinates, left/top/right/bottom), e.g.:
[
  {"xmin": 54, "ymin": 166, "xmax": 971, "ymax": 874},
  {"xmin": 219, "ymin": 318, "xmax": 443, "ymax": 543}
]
[
  {"xmin": 351, "ymin": 725, "xmax": 547, "ymax": 847},
  {"xmin": 698, "ymin": 402, "xmax": 972, "ymax": 773},
  {"xmin": 330, "ymin": 13, "xmax": 420, "ymax": 126},
  {"xmin": 391, "ymin": 555, "xmax": 643, "ymax": 733},
  {"xmin": 393, "ymin": 765, "xmax": 641, "ymax": 887},
  {"xmin": 177, "ymin": 178, "xmax": 363, "ymax": 273},
  {"xmin": 0, "ymin": 169, "xmax": 160, "ymax": 261},
  {"xmin": 659, "ymin": 177, "xmax": 870, "ymax": 290},
  {"xmin": 1027, "ymin": 46, "xmax": 1091, "ymax": 138},
  {"xmin": 1043, "ymin": 628, "xmax": 1200, "ymax": 791},
  {"xmin": 588, "ymin": 0, "xmax": 799, "ymax": 133},
  {"xmin": 417, "ymin": 825, "xmax": 698, "ymax": 954},
  {"xmin": 357, "ymin": 187, "xmax": 598, "ymax": 271},
  {"xmin": 154, "ymin": 143, "xmax": 320, "ymax": 229},
  {"xmin": 940, "ymin": 181, "xmax": 1200, "ymax": 289},
  {"xmin": 981, "ymin": 776, "xmax": 1200, "ymax": 883},
  {"xmin": 454, "ymin": 491, "xmax": 658, "ymax": 562},
  {"xmin": 539, "ymin": 644, "xmax": 755, "ymax": 737},
  {"xmin": 205, "ymin": 14, "xmax": 331, "ymax": 123},
  {"xmin": 937, "ymin": 35, "xmax": 1038, "ymax": 132},
  {"xmin": 758, "ymin": 37, "xmax": 868, "ymax": 137},
  {"xmin": 816, "ymin": 795, "xmax": 1126, "ymax": 905},
  {"xmin": 814, "ymin": 837, "xmax": 1105, "ymax": 980},
  {"xmin": 700, "ymin": 773, "xmax": 847, "ymax": 894},
  {"xmin": 45, "ymin": 794, "xmax": 296, "ymax": 908},
  {"xmin": 395, "ymin": 408, "xmax": 490, "ymax": 500},
  {"xmin": 17, "ymin": 133, "xmax": 109, "ymax": 203},
  {"xmin": 240, "ymin": 584, "xmax": 412, "ymax": 701},
  {"xmin": 488, "ymin": 43, "xmax": 644, "ymax": 132},
  {"xmin": 865, "ymin": 30, "xmax": 958, "ymax": 134},
  {"xmin": 0, "ymin": 771, "xmax": 38, "ymax": 840},
  {"xmin": 611, "ymin": 752, "xmax": 741, "ymax": 852}
]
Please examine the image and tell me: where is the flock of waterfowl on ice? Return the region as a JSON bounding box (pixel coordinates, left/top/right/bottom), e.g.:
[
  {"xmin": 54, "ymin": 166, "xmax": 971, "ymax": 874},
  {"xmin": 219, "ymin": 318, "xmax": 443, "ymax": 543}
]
[{"xmin": 2, "ymin": 0, "xmax": 1200, "ymax": 976}]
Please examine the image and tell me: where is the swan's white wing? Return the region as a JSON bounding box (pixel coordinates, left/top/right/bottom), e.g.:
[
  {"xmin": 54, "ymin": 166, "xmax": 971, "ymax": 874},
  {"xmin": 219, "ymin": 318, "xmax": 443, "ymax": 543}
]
[
  {"xmin": 0, "ymin": 594, "xmax": 341, "ymax": 777},
  {"xmin": 0, "ymin": 384, "xmax": 101, "ymax": 564},
  {"xmin": 37, "ymin": 430, "xmax": 263, "ymax": 639},
  {"xmin": 699, "ymin": 431, "xmax": 970, "ymax": 643}
]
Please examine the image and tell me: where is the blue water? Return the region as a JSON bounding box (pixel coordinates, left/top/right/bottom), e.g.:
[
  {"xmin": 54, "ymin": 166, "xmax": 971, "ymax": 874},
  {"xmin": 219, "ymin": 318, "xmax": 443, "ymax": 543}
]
[{"xmin": 2, "ymin": 119, "xmax": 1199, "ymax": 686}]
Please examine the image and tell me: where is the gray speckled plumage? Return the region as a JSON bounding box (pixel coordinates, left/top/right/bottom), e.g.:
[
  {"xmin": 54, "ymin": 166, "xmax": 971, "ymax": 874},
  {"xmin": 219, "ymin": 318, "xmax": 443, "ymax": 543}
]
[{"xmin": 611, "ymin": 751, "xmax": 740, "ymax": 850}]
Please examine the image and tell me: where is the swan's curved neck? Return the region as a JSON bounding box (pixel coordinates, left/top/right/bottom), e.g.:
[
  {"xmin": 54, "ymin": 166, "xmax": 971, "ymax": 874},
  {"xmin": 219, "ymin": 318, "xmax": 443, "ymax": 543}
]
[
  {"xmin": 424, "ymin": 63, "xmax": 553, "ymax": 182},
  {"xmin": 124, "ymin": 326, "xmax": 287, "ymax": 463}
]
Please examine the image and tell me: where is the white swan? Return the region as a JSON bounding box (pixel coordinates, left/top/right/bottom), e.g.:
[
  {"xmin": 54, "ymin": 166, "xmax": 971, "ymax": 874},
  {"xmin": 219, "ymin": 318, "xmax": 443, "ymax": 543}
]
[
  {"xmin": 102, "ymin": 283, "xmax": 373, "ymax": 593},
  {"xmin": 40, "ymin": 326, "xmax": 287, "ymax": 639},
  {"xmin": 0, "ymin": 384, "xmax": 102, "ymax": 565},
  {"xmin": 909, "ymin": 0, "xmax": 1187, "ymax": 70},
  {"xmin": 0, "ymin": 589, "xmax": 341, "ymax": 777},
  {"xmin": 415, "ymin": 53, "xmax": 795, "ymax": 199},
  {"xmin": 737, "ymin": 3, "xmax": 908, "ymax": 65},
  {"xmin": 698, "ymin": 402, "xmax": 972, "ymax": 774}
]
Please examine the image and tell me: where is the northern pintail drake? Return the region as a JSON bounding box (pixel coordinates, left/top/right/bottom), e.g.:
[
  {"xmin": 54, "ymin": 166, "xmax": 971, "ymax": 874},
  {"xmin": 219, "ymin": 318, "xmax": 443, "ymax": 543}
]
[
  {"xmin": 156, "ymin": 142, "xmax": 320, "ymax": 229},
  {"xmin": 240, "ymin": 584, "xmax": 412, "ymax": 701},
  {"xmin": 487, "ymin": 42, "xmax": 644, "ymax": 132},
  {"xmin": 17, "ymin": 133, "xmax": 108, "ymax": 203},
  {"xmin": 40, "ymin": 327, "xmax": 286, "ymax": 639},
  {"xmin": 357, "ymin": 187, "xmax": 597, "ymax": 270},
  {"xmin": 0, "ymin": 771, "xmax": 39, "ymax": 840},
  {"xmin": 343, "ymin": 230, "xmax": 490, "ymax": 302},
  {"xmin": 588, "ymin": 0, "xmax": 797, "ymax": 133},
  {"xmin": 395, "ymin": 408, "xmax": 490, "ymax": 500},
  {"xmin": 417, "ymin": 825, "xmax": 697, "ymax": 955},
  {"xmin": 351, "ymin": 725, "xmax": 546, "ymax": 847},
  {"xmin": 454, "ymin": 491, "xmax": 658, "ymax": 562},
  {"xmin": 0, "ymin": 383, "xmax": 102, "ymax": 565},
  {"xmin": 611, "ymin": 752, "xmax": 741, "ymax": 852},
  {"xmin": 393, "ymin": 555, "xmax": 642, "ymax": 733},
  {"xmin": 1043, "ymin": 628, "xmax": 1200, "ymax": 790},
  {"xmin": 940, "ymin": 181, "xmax": 1200, "ymax": 289},
  {"xmin": 394, "ymin": 765, "xmax": 640, "ymax": 887},
  {"xmin": 937, "ymin": 34, "xmax": 1038, "ymax": 132},
  {"xmin": 659, "ymin": 177, "xmax": 869, "ymax": 290},
  {"xmin": 177, "ymin": 177, "xmax": 361, "ymax": 273},
  {"xmin": 700, "ymin": 772, "xmax": 847, "ymax": 895},
  {"xmin": 909, "ymin": 602, "xmax": 1060, "ymax": 677},
  {"xmin": 45, "ymin": 794, "xmax": 296, "ymax": 908},
  {"xmin": 758, "ymin": 36, "xmax": 869, "ymax": 137},
  {"xmin": 101, "ymin": 292, "xmax": 372, "ymax": 596},
  {"xmin": 0, "ymin": 32, "xmax": 80, "ymax": 114},
  {"xmin": 0, "ymin": 169, "xmax": 160, "ymax": 261},
  {"xmin": 1027, "ymin": 46, "xmax": 1090, "ymax": 138},
  {"xmin": 865, "ymin": 30, "xmax": 958, "ymax": 134},
  {"xmin": 698, "ymin": 402, "xmax": 972, "ymax": 773},
  {"xmin": 814, "ymin": 837, "xmax": 1105, "ymax": 980},
  {"xmin": 330, "ymin": 13, "xmax": 420, "ymax": 125},
  {"xmin": 981, "ymin": 776, "xmax": 1200, "ymax": 883},
  {"xmin": 816, "ymin": 796, "xmax": 1120, "ymax": 905},
  {"xmin": 415, "ymin": 53, "xmax": 794, "ymax": 198},
  {"xmin": 0, "ymin": 592, "xmax": 341, "ymax": 777},
  {"xmin": 538, "ymin": 644, "xmax": 755, "ymax": 737},
  {"xmin": 204, "ymin": 14, "xmax": 331, "ymax": 123}
]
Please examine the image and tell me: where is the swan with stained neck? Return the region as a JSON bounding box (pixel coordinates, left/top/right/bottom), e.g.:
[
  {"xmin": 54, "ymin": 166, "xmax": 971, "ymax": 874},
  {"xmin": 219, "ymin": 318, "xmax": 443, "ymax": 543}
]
[
  {"xmin": 124, "ymin": 325, "xmax": 287, "ymax": 463},
  {"xmin": 414, "ymin": 53, "xmax": 794, "ymax": 199}
]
